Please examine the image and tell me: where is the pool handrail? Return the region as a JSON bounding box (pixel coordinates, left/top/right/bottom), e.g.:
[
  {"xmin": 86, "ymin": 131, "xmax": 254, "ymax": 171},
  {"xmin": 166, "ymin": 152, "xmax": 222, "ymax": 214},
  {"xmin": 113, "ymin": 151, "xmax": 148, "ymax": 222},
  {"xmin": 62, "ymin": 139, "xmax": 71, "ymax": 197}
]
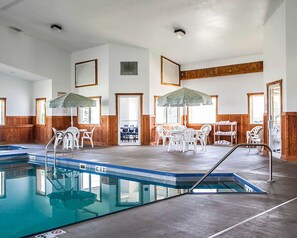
[
  {"xmin": 45, "ymin": 131, "xmax": 74, "ymax": 176},
  {"xmin": 189, "ymin": 143, "xmax": 274, "ymax": 192}
]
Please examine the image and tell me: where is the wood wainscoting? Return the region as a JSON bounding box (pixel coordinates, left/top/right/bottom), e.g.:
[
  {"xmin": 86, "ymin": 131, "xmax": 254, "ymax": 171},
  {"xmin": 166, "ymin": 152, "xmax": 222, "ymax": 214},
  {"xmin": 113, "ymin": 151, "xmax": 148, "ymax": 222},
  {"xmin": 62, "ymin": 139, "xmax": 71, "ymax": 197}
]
[
  {"xmin": 282, "ymin": 112, "xmax": 297, "ymax": 161},
  {"xmin": 0, "ymin": 116, "xmax": 34, "ymax": 144}
]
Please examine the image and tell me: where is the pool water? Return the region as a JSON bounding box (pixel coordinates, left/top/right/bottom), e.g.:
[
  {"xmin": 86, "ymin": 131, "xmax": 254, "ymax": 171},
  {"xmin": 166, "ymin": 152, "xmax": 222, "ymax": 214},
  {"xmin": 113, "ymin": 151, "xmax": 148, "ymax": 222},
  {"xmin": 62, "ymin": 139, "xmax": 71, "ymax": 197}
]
[{"xmin": 0, "ymin": 157, "xmax": 264, "ymax": 237}]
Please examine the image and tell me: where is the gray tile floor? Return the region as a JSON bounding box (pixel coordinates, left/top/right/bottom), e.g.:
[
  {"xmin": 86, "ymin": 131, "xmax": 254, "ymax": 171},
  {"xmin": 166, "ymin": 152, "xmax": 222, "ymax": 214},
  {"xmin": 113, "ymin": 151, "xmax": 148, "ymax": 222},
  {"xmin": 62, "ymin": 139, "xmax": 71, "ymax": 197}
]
[{"xmin": 19, "ymin": 144, "xmax": 297, "ymax": 238}]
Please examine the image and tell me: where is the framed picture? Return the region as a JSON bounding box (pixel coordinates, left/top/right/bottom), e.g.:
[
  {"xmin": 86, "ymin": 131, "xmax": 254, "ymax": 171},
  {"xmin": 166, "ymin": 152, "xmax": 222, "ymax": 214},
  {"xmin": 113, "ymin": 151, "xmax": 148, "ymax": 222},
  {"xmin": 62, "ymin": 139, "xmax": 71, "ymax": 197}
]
[
  {"xmin": 120, "ymin": 61, "xmax": 138, "ymax": 75},
  {"xmin": 75, "ymin": 59, "xmax": 98, "ymax": 88},
  {"xmin": 161, "ymin": 56, "xmax": 180, "ymax": 86}
]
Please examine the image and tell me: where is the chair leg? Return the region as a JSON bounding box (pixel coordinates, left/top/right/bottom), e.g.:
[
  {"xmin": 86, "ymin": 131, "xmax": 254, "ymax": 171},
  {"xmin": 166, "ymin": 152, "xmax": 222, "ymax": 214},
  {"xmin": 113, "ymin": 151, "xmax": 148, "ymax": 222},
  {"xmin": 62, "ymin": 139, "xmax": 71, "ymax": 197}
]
[
  {"xmin": 157, "ymin": 136, "xmax": 160, "ymax": 146},
  {"xmin": 90, "ymin": 138, "xmax": 94, "ymax": 148}
]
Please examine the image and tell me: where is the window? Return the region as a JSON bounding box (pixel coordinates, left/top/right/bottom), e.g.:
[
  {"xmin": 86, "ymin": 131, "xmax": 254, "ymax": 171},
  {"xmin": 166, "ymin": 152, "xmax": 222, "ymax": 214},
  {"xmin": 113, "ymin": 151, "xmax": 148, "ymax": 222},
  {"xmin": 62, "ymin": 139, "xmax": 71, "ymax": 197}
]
[
  {"xmin": 188, "ymin": 96, "xmax": 217, "ymax": 124},
  {"xmin": 0, "ymin": 98, "xmax": 6, "ymax": 125},
  {"xmin": 36, "ymin": 98, "xmax": 46, "ymax": 125},
  {"xmin": 78, "ymin": 96, "xmax": 101, "ymax": 124},
  {"xmin": 154, "ymin": 96, "xmax": 180, "ymax": 124},
  {"xmin": 248, "ymin": 93, "xmax": 264, "ymax": 124}
]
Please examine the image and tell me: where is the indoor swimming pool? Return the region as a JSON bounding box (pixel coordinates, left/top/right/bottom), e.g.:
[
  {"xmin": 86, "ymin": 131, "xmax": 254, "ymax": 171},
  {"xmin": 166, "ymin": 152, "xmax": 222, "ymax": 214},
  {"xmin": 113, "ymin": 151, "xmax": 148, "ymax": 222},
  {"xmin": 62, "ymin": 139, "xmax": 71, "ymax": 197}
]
[{"xmin": 0, "ymin": 155, "xmax": 264, "ymax": 237}]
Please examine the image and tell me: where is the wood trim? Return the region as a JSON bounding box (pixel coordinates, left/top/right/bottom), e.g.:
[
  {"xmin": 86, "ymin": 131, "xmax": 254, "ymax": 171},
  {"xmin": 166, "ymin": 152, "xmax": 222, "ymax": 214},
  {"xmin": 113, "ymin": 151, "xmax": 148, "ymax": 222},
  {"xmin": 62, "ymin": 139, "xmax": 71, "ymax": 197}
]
[
  {"xmin": 161, "ymin": 56, "xmax": 181, "ymax": 86},
  {"xmin": 115, "ymin": 93, "xmax": 143, "ymax": 145},
  {"xmin": 181, "ymin": 61, "xmax": 263, "ymax": 80}
]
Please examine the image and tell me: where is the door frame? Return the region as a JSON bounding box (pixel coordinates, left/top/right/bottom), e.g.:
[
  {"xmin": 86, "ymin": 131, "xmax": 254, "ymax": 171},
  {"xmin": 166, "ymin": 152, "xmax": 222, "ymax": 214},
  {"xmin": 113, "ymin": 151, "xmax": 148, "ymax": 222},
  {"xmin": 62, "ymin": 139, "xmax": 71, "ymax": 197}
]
[
  {"xmin": 266, "ymin": 79, "xmax": 282, "ymax": 158},
  {"xmin": 116, "ymin": 93, "xmax": 143, "ymax": 145}
]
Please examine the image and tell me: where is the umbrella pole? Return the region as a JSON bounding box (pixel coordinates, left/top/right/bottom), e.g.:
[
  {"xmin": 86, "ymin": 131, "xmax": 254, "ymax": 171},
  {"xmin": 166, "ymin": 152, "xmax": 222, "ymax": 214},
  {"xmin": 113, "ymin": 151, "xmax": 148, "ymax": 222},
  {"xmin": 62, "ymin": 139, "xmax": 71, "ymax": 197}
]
[
  {"xmin": 71, "ymin": 107, "xmax": 74, "ymax": 127},
  {"xmin": 183, "ymin": 104, "xmax": 187, "ymax": 126}
]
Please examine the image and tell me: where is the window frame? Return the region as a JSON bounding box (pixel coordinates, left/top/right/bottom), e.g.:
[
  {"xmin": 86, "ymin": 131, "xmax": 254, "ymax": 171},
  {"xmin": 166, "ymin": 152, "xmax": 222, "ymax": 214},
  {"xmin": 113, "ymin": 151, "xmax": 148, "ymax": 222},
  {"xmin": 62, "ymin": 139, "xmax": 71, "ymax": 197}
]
[
  {"xmin": 154, "ymin": 96, "xmax": 181, "ymax": 125},
  {"xmin": 77, "ymin": 96, "xmax": 102, "ymax": 125},
  {"xmin": 187, "ymin": 95, "xmax": 218, "ymax": 125},
  {"xmin": 247, "ymin": 92, "xmax": 264, "ymax": 125},
  {"xmin": 0, "ymin": 98, "xmax": 6, "ymax": 126},
  {"xmin": 35, "ymin": 98, "xmax": 46, "ymax": 125}
]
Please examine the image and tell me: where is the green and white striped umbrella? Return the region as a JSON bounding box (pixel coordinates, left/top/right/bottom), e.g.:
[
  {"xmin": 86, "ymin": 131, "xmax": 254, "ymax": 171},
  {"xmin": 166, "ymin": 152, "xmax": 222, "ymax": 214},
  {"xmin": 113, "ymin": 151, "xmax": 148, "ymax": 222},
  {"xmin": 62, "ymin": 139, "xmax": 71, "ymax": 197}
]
[
  {"xmin": 48, "ymin": 93, "xmax": 96, "ymax": 127},
  {"xmin": 157, "ymin": 87, "xmax": 212, "ymax": 107},
  {"xmin": 48, "ymin": 93, "xmax": 96, "ymax": 108}
]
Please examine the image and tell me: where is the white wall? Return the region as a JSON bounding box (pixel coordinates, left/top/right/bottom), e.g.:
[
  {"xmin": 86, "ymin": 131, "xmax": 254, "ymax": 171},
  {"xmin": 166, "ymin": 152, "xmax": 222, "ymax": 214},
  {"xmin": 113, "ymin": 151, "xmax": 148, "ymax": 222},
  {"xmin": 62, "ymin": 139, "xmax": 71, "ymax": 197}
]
[
  {"xmin": 263, "ymin": 1, "xmax": 287, "ymax": 111},
  {"xmin": 149, "ymin": 52, "xmax": 181, "ymax": 115},
  {"xmin": 285, "ymin": 0, "xmax": 297, "ymax": 111},
  {"xmin": 0, "ymin": 24, "xmax": 71, "ymax": 98},
  {"xmin": 32, "ymin": 80, "xmax": 53, "ymax": 116},
  {"xmin": 71, "ymin": 44, "xmax": 110, "ymax": 115},
  {"xmin": 0, "ymin": 72, "xmax": 33, "ymax": 116},
  {"xmin": 181, "ymin": 55, "xmax": 264, "ymax": 114},
  {"xmin": 109, "ymin": 44, "xmax": 150, "ymax": 115}
]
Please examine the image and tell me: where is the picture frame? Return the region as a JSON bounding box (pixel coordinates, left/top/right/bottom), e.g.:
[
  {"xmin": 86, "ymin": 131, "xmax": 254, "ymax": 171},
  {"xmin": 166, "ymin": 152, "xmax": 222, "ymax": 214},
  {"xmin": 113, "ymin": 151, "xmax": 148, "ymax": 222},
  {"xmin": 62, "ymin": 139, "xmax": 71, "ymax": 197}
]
[
  {"xmin": 75, "ymin": 59, "xmax": 98, "ymax": 88},
  {"xmin": 161, "ymin": 56, "xmax": 180, "ymax": 86}
]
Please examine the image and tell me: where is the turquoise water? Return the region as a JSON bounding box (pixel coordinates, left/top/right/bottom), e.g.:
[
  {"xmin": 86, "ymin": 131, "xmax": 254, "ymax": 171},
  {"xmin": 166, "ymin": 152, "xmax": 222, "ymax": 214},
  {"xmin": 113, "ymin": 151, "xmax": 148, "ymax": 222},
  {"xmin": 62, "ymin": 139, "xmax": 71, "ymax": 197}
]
[
  {"xmin": 0, "ymin": 162, "xmax": 188, "ymax": 238},
  {"xmin": 0, "ymin": 158, "xmax": 262, "ymax": 237}
]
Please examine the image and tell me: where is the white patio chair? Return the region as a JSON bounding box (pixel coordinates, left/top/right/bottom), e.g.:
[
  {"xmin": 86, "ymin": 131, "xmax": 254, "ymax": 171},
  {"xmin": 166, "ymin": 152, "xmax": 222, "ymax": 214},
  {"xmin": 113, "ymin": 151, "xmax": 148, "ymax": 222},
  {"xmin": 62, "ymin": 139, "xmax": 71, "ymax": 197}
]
[
  {"xmin": 196, "ymin": 130, "xmax": 207, "ymax": 151},
  {"xmin": 249, "ymin": 127, "xmax": 264, "ymax": 152},
  {"xmin": 167, "ymin": 132, "xmax": 183, "ymax": 152},
  {"xmin": 200, "ymin": 124, "xmax": 212, "ymax": 145},
  {"xmin": 64, "ymin": 127, "xmax": 80, "ymax": 149},
  {"xmin": 81, "ymin": 127, "xmax": 95, "ymax": 148},
  {"xmin": 246, "ymin": 126, "xmax": 263, "ymax": 144},
  {"xmin": 52, "ymin": 127, "xmax": 64, "ymax": 149},
  {"xmin": 156, "ymin": 126, "xmax": 169, "ymax": 146},
  {"xmin": 182, "ymin": 128, "xmax": 197, "ymax": 152}
]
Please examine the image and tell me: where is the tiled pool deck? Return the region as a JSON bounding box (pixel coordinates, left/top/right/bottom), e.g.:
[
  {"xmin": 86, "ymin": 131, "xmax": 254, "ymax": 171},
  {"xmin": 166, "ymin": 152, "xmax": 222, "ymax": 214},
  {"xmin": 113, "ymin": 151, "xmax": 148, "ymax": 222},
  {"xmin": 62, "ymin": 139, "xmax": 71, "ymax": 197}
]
[{"xmin": 2, "ymin": 144, "xmax": 297, "ymax": 238}]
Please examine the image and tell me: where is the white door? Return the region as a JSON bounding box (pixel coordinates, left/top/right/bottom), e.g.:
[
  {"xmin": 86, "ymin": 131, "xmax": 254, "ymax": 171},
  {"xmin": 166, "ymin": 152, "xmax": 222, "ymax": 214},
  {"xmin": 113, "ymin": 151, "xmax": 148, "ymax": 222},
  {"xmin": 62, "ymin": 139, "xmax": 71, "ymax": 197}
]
[
  {"xmin": 267, "ymin": 83, "xmax": 281, "ymax": 158},
  {"xmin": 118, "ymin": 95, "xmax": 141, "ymax": 145}
]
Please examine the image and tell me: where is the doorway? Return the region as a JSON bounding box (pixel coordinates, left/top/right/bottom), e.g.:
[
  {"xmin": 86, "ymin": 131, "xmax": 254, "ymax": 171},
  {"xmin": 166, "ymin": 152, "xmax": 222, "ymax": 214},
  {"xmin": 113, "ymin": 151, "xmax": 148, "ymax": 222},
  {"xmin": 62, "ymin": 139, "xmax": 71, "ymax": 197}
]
[
  {"xmin": 267, "ymin": 81, "xmax": 282, "ymax": 158},
  {"xmin": 117, "ymin": 94, "xmax": 142, "ymax": 145}
]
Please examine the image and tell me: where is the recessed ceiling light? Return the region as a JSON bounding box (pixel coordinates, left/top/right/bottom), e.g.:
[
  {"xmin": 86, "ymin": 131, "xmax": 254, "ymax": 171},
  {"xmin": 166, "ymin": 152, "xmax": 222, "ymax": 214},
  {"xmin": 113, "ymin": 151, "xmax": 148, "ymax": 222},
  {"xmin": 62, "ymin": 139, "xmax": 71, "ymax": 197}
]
[
  {"xmin": 174, "ymin": 29, "xmax": 186, "ymax": 39},
  {"xmin": 9, "ymin": 26, "xmax": 22, "ymax": 32},
  {"xmin": 50, "ymin": 24, "xmax": 62, "ymax": 32}
]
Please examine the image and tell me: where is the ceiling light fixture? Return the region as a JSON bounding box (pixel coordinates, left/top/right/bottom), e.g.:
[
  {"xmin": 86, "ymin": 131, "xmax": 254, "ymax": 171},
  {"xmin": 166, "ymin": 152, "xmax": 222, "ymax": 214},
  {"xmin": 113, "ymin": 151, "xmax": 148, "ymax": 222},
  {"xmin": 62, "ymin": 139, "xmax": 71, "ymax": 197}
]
[
  {"xmin": 174, "ymin": 29, "xmax": 186, "ymax": 39},
  {"xmin": 50, "ymin": 24, "xmax": 62, "ymax": 32}
]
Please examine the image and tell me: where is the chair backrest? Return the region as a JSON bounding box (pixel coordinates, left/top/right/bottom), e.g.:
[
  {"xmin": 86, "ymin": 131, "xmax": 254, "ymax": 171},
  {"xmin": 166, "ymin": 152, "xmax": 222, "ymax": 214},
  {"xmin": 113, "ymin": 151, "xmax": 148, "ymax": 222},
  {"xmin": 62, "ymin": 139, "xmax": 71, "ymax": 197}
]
[
  {"xmin": 251, "ymin": 126, "xmax": 263, "ymax": 136},
  {"xmin": 66, "ymin": 127, "xmax": 80, "ymax": 139},
  {"xmin": 183, "ymin": 128, "xmax": 196, "ymax": 141},
  {"xmin": 156, "ymin": 126, "xmax": 166, "ymax": 136},
  {"xmin": 90, "ymin": 127, "xmax": 95, "ymax": 135},
  {"xmin": 200, "ymin": 125, "xmax": 212, "ymax": 136},
  {"xmin": 257, "ymin": 128, "xmax": 264, "ymax": 141},
  {"xmin": 52, "ymin": 127, "xmax": 57, "ymax": 135}
]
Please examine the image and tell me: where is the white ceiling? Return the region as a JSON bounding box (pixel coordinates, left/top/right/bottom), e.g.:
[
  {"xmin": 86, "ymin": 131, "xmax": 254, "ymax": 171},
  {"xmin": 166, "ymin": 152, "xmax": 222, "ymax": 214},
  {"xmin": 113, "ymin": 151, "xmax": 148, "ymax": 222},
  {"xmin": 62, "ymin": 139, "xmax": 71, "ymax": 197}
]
[{"xmin": 0, "ymin": 0, "xmax": 280, "ymax": 65}]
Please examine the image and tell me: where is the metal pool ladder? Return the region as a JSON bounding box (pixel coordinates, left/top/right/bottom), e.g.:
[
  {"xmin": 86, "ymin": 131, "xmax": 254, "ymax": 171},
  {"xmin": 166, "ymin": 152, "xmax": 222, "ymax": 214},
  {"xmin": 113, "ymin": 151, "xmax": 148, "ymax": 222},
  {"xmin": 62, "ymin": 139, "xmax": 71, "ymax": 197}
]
[
  {"xmin": 189, "ymin": 143, "xmax": 274, "ymax": 192},
  {"xmin": 45, "ymin": 131, "xmax": 75, "ymax": 176}
]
